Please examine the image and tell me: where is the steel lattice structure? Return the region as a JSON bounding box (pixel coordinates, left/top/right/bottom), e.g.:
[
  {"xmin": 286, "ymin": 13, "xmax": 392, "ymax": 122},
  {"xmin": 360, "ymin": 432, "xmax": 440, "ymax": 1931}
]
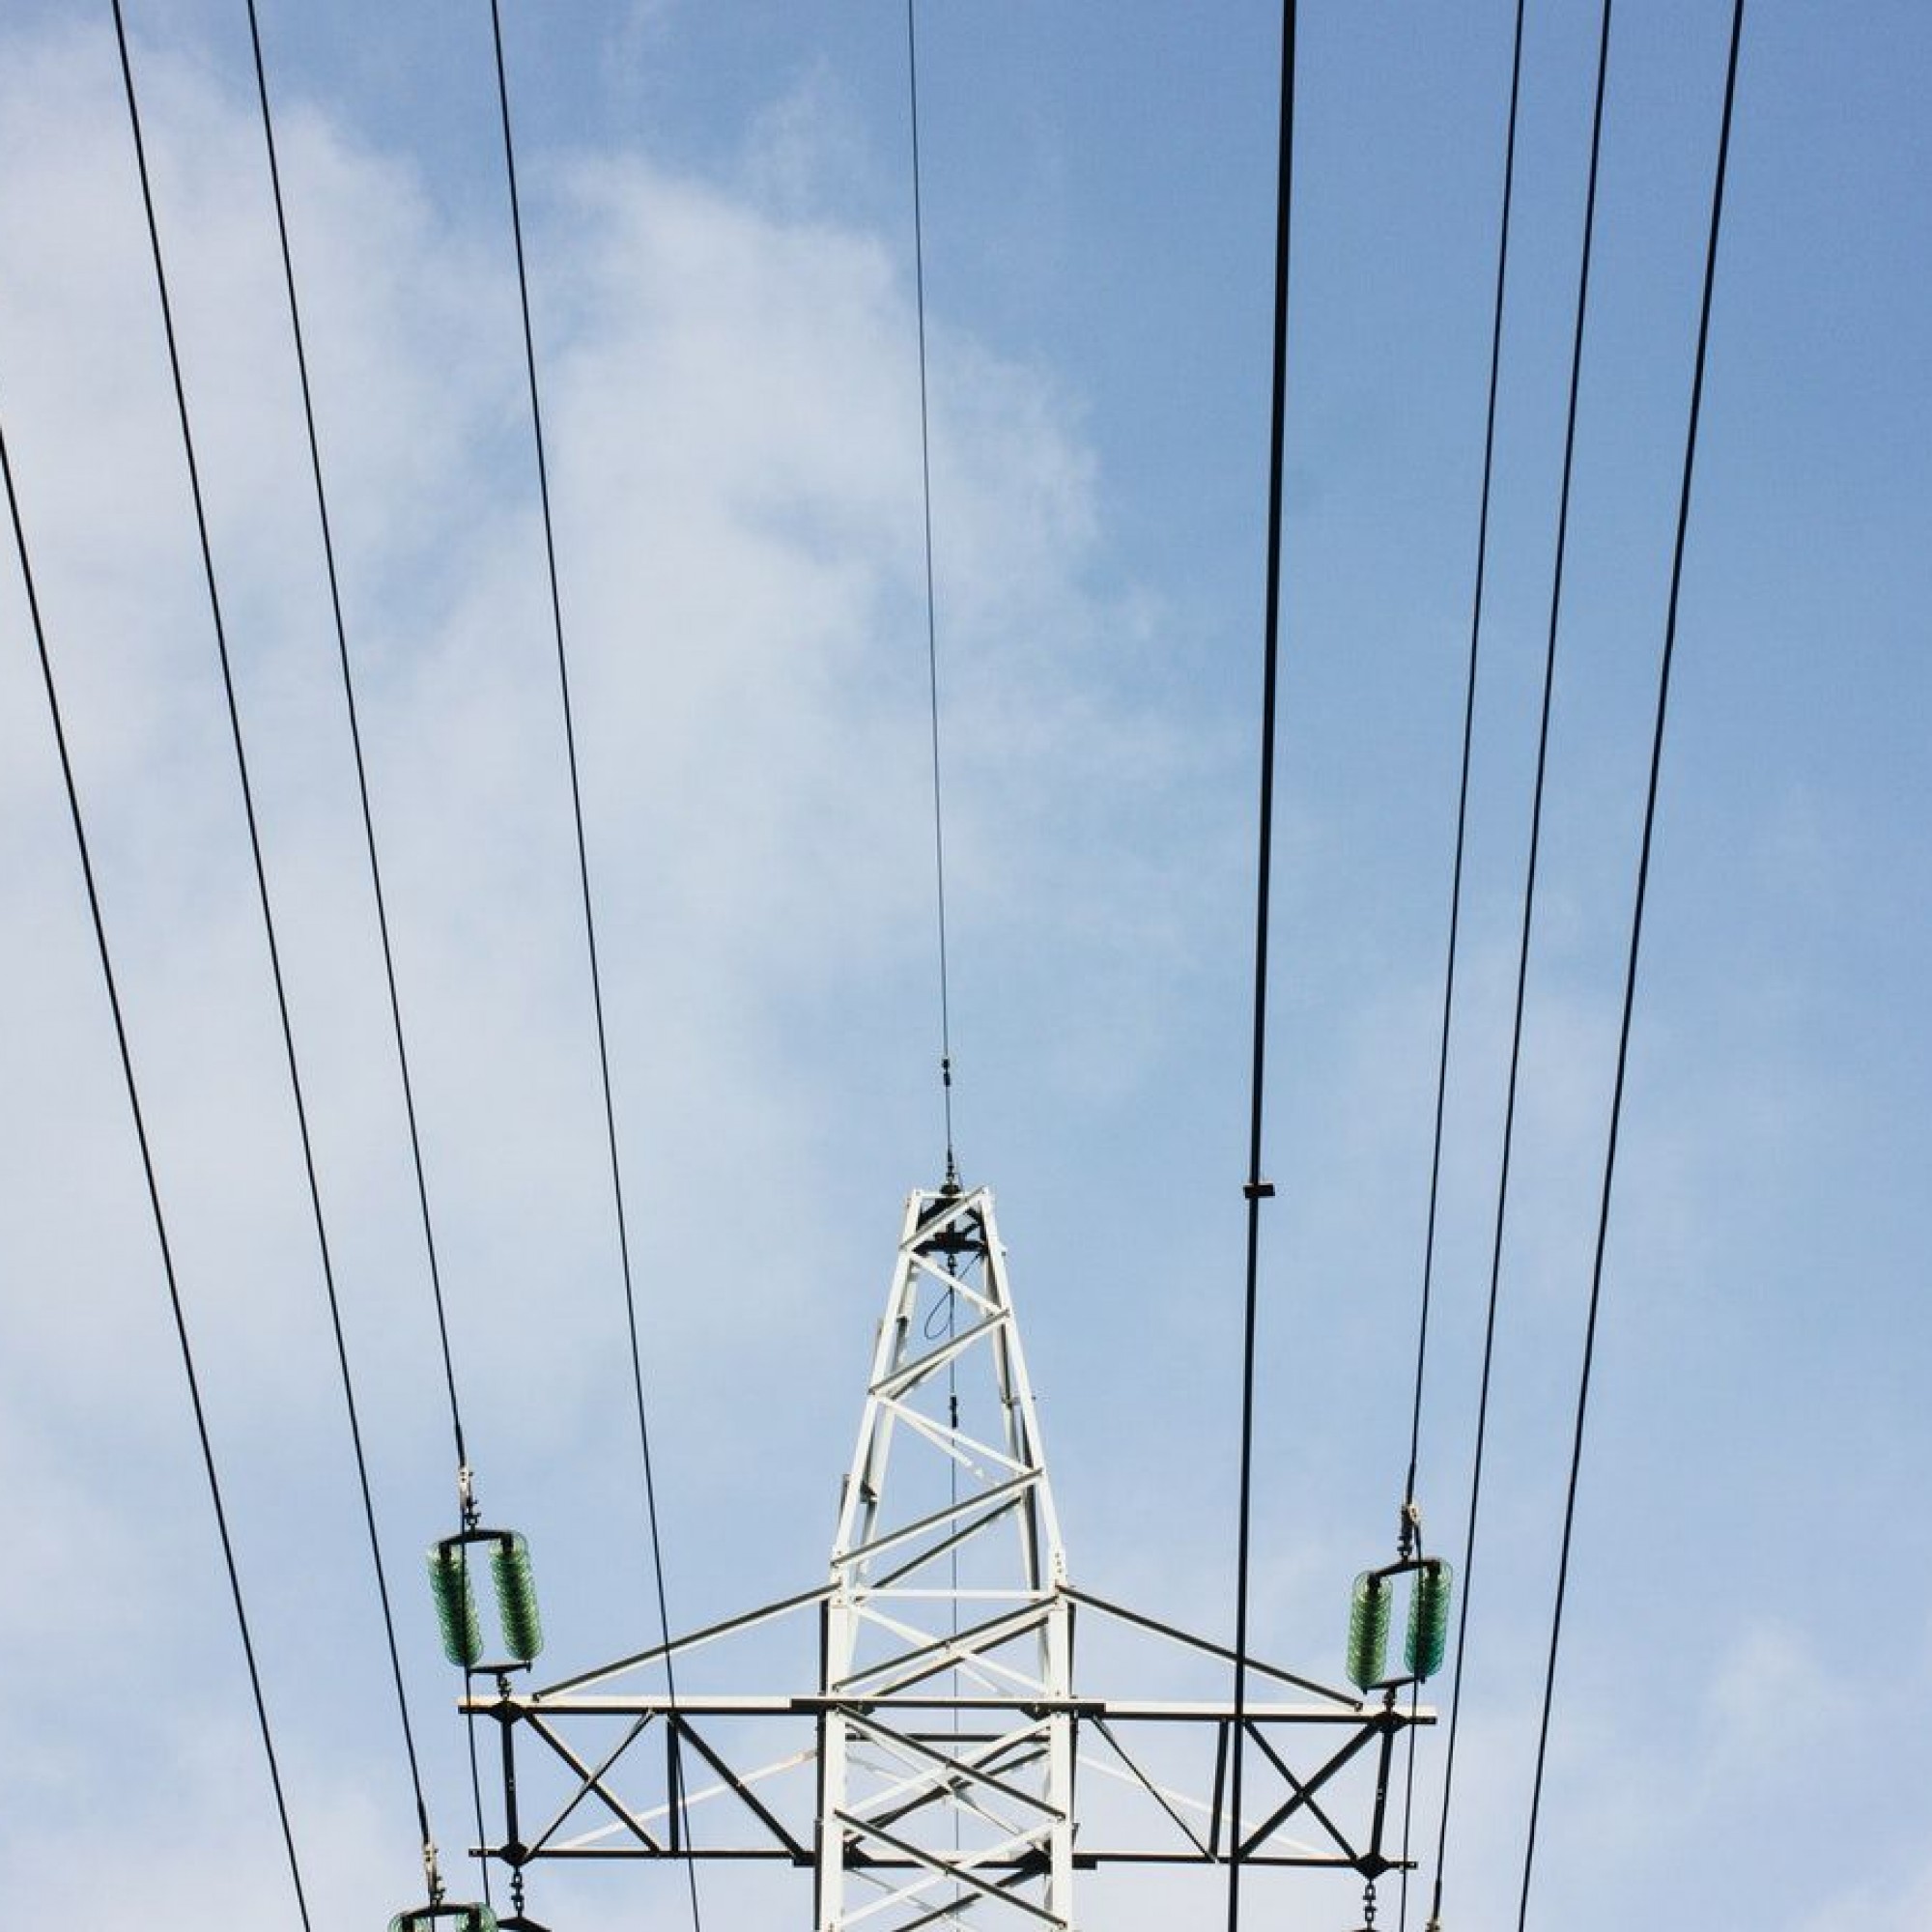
[{"xmin": 465, "ymin": 1183, "xmax": 1431, "ymax": 1928}]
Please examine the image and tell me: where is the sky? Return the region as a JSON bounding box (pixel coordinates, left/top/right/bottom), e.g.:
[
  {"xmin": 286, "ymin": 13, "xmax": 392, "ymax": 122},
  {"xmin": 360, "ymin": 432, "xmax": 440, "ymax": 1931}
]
[{"xmin": 1, "ymin": 1, "xmax": 1928, "ymax": 1928}]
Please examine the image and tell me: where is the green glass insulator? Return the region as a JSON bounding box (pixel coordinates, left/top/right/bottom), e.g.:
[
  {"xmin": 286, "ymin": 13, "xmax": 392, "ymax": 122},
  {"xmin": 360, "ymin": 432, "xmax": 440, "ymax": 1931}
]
[
  {"xmin": 387, "ymin": 1908, "xmax": 497, "ymax": 1932},
  {"xmin": 1405, "ymin": 1558, "xmax": 1453, "ymax": 1681},
  {"xmin": 1346, "ymin": 1571, "xmax": 1391, "ymax": 1690},
  {"xmin": 428, "ymin": 1542, "xmax": 483, "ymax": 1667},
  {"xmin": 492, "ymin": 1532, "xmax": 544, "ymax": 1662}
]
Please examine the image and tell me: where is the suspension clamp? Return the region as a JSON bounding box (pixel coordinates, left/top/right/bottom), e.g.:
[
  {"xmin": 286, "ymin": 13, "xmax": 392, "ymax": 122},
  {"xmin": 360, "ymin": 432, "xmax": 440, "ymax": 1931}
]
[{"xmin": 1399, "ymin": 1496, "xmax": 1422, "ymax": 1558}]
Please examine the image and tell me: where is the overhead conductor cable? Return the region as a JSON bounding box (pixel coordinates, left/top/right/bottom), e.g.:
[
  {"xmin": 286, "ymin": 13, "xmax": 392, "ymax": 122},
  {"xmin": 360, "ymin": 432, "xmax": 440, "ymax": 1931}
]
[
  {"xmin": 485, "ymin": 7, "xmax": 699, "ymax": 1928},
  {"xmin": 1422, "ymin": 0, "xmax": 1618, "ymax": 1922},
  {"xmin": 1227, "ymin": 3, "xmax": 1298, "ymax": 1929},
  {"xmin": 1517, "ymin": 3, "xmax": 1747, "ymax": 1924},
  {"xmin": 3, "ymin": 403, "xmax": 313, "ymax": 1932},
  {"xmin": 1397, "ymin": 0, "xmax": 1529, "ymax": 1553},
  {"xmin": 111, "ymin": 0, "xmax": 445, "ymax": 1891},
  {"xmin": 242, "ymin": 0, "xmax": 496, "ymax": 1901},
  {"xmin": 1393, "ymin": 9, "xmax": 1529, "ymax": 1927}
]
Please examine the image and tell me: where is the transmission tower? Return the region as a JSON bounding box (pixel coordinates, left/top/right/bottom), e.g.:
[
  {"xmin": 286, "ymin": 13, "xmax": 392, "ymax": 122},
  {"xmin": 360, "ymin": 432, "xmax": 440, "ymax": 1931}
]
[{"xmin": 465, "ymin": 1181, "xmax": 1431, "ymax": 1927}]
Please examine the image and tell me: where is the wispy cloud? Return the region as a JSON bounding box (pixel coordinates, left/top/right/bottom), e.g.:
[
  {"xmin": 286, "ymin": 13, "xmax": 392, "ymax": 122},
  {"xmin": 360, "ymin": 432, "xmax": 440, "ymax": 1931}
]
[{"xmin": 0, "ymin": 19, "xmax": 1234, "ymax": 1922}]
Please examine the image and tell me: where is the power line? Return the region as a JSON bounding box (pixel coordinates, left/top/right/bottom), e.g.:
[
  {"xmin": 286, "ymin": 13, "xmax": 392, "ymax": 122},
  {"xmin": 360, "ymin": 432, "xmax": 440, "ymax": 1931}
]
[
  {"xmin": 905, "ymin": 0, "xmax": 958, "ymax": 1189},
  {"xmin": 1517, "ymin": 4, "xmax": 1747, "ymax": 1922},
  {"xmin": 483, "ymin": 10, "xmax": 700, "ymax": 1930},
  {"xmin": 2, "ymin": 401, "xmax": 315, "ymax": 1932},
  {"xmin": 1226, "ymin": 3, "xmax": 1298, "ymax": 1928},
  {"xmin": 1424, "ymin": 1, "xmax": 1618, "ymax": 1923},
  {"xmin": 1400, "ymin": 0, "xmax": 1529, "ymax": 1538},
  {"xmin": 241, "ymin": 0, "xmax": 494, "ymax": 1900},
  {"xmin": 1395, "ymin": 10, "xmax": 1529, "ymax": 1926},
  {"xmin": 242, "ymin": 0, "xmax": 469, "ymax": 1481},
  {"xmin": 110, "ymin": 0, "xmax": 440, "ymax": 1879}
]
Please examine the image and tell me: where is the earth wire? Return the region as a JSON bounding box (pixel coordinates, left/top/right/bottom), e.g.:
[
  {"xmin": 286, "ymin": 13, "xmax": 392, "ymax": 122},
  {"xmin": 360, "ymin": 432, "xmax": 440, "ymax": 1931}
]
[{"xmin": 906, "ymin": 0, "xmax": 959, "ymax": 1187}]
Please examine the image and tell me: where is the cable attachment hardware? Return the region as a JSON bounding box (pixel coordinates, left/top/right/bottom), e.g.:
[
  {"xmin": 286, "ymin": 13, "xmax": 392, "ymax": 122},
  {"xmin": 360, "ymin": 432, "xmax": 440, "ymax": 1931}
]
[
  {"xmin": 387, "ymin": 1906, "xmax": 497, "ymax": 1932},
  {"xmin": 939, "ymin": 1056, "xmax": 959, "ymax": 1194},
  {"xmin": 457, "ymin": 1463, "xmax": 478, "ymax": 1532},
  {"xmin": 495, "ymin": 1865, "xmax": 554, "ymax": 1932},
  {"xmin": 390, "ymin": 1840, "xmax": 497, "ymax": 1929},
  {"xmin": 1357, "ymin": 1876, "xmax": 1378, "ymax": 1928},
  {"xmin": 1397, "ymin": 1495, "xmax": 1422, "ymax": 1561},
  {"xmin": 427, "ymin": 1528, "xmax": 544, "ymax": 1668}
]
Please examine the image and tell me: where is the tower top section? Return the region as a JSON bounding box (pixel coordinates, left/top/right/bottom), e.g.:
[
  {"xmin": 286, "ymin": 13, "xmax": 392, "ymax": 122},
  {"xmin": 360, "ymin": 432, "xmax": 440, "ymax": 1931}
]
[{"xmin": 831, "ymin": 1183, "xmax": 1066, "ymax": 1604}]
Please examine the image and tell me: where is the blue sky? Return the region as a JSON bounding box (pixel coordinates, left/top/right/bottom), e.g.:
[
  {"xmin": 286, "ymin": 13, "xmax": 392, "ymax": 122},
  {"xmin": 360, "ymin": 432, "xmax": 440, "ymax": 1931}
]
[{"xmin": 2, "ymin": 2, "xmax": 1928, "ymax": 1927}]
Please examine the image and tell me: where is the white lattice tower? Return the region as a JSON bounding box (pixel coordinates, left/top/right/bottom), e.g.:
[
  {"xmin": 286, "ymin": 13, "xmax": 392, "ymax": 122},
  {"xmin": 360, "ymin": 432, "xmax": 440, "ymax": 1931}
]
[
  {"xmin": 818, "ymin": 1182, "xmax": 1073, "ymax": 1929},
  {"xmin": 466, "ymin": 1183, "xmax": 1432, "ymax": 1925}
]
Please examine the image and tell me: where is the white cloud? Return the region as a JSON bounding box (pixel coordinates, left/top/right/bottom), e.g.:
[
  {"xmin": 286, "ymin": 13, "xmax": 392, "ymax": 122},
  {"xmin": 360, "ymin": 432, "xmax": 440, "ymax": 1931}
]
[
  {"xmin": 0, "ymin": 19, "xmax": 1236, "ymax": 1922},
  {"xmin": 6, "ymin": 12, "xmax": 1925, "ymax": 1932},
  {"xmin": 1702, "ymin": 1619, "xmax": 1856, "ymax": 1779},
  {"xmin": 1796, "ymin": 1856, "xmax": 1932, "ymax": 1932}
]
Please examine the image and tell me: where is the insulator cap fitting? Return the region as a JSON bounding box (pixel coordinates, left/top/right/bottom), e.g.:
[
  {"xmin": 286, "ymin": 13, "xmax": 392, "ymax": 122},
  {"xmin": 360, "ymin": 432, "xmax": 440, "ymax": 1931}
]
[{"xmin": 389, "ymin": 1906, "xmax": 497, "ymax": 1932}]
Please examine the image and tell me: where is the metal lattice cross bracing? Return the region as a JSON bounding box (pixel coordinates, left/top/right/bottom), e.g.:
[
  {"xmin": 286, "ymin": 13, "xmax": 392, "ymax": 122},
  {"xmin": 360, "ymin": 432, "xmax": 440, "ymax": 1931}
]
[{"xmin": 820, "ymin": 1183, "xmax": 1073, "ymax": 1926}]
